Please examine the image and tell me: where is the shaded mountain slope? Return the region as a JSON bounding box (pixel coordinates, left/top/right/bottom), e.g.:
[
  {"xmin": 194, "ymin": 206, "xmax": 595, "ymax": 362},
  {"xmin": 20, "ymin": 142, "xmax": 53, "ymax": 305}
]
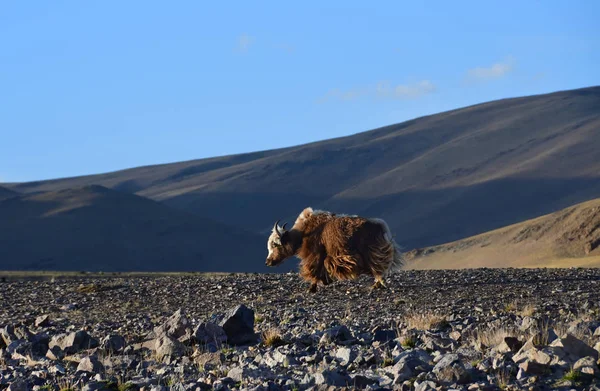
[
  {"xmin": 0, "ymin": 185, "xmax": 284, "ymax": 273},
  {"xmin": 0, "ymin": 186, "xmax": 18, "ymax": 201},
  {"xmin": 404, "ymin": 197, "xmax": 600, "ymax": 269},
  {"xmin": 3, "ymin": 86, "xmax": 600, "ymax": 252}
]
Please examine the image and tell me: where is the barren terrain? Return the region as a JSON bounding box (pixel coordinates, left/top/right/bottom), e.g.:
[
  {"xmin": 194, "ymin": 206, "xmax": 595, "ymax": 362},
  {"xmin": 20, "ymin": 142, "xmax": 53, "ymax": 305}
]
[
  {"xmin": 405, "ymin": 197, "xmax": 600, "ymax": 270},
  {"xmin": 1, "ymin": 269, "xmax": 600, "ymax": 390}
]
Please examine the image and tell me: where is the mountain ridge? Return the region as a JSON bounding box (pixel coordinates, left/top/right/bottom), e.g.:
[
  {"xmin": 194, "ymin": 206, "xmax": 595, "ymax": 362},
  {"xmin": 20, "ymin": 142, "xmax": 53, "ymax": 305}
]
[
  {"xmin": 2, "ymin": 86, "xmax": 600, "ymax": 270},
  {"xmin": 0, "ymin": 185, "xmax": 289, "ymax": 273}
]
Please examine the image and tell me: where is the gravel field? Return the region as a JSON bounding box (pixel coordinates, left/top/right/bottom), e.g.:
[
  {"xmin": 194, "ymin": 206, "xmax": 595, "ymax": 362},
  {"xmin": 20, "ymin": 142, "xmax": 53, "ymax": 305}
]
[{"xmin": 1, "ymin": 268, "xmax": 600, "ymax": 390}]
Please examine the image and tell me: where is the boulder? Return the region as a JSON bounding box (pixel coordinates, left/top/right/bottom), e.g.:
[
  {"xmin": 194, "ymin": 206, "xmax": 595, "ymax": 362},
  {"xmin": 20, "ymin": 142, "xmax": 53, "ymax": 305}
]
[
  {"xmin": 432, "ymin": 354, "xmax": 470, "ymax": 384},
  {"xmin": 49, "ymin": 330, "xmax": 99, "ymax": 354},
  {"xmin": 215, "ymin": 304, "xmax": 258, "ymax": 345}
]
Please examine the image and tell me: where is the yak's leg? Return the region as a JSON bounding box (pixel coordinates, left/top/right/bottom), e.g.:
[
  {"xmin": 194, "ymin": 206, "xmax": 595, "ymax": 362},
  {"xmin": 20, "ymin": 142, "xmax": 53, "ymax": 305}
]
[{"xmin": 369, "ymin": 273, "xmax": 389, "ymax": 292}]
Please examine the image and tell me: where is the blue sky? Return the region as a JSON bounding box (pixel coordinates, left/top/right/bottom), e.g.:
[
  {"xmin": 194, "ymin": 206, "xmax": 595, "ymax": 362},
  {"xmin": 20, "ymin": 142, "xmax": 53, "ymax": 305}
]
[{"xmin": 1, "ymin": 1, "xmax": 598, "ymax": 182}]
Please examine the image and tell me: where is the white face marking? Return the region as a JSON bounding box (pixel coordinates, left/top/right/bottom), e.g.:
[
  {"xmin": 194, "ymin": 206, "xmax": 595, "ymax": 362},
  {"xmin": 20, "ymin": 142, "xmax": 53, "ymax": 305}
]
[{"xmin": 267, "ymin": 228, "xmax": 282, "ymax": 257}]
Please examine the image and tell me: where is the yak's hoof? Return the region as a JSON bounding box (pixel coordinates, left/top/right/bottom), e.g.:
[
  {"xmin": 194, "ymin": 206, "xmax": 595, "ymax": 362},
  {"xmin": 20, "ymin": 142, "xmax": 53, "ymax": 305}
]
[
  {"xmin": 308, "ymin": 284, "xmax": 317, "ymax": 293},
  {"xmin": 372, "ymin": 280, "xmax": 387, "ymax": 290}
]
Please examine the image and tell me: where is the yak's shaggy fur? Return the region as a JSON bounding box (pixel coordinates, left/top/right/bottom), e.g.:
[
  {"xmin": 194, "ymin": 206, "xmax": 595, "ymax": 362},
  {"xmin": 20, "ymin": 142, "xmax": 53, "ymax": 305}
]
[{"xmin": 265, "ymin": 207, "xmax": 404, "ymax": 292}]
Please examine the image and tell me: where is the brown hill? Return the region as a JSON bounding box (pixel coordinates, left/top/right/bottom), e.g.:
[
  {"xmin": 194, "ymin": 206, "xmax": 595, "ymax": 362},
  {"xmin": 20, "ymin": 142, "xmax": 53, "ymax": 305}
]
[
  {"xmin": 404, "ymin": 197, "xmax": 600, "ymax": 269},
  {"xmin": 2, "ymin": 86, "xmax": 600, "ymax": 266},
  {"xmin": 0, "ymin": 185, "xmax": 283, "ymax": 273}
]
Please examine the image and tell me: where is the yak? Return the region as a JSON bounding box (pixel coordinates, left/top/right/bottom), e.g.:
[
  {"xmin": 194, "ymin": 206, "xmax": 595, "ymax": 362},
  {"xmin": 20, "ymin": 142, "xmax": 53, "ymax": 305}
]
[{"xmin": 265, "ymin": 207, "xmax": 404, "ymax": 292}]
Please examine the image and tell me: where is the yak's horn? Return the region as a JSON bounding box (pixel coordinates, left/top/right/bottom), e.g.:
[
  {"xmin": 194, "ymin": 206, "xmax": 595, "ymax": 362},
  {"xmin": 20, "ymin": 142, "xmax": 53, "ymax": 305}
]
[
  {"xmin": 281, "ymin": 222, "xmax": 288, "ymax": 231},
  {"xmin": 274, "ymin": 219, "xmax": 283, "ymax": 237}
]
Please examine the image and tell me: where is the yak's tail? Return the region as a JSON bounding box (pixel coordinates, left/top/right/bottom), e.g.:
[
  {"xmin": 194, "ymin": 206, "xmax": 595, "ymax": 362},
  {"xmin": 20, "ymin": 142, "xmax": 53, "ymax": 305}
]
[{"xmin": 370, "ymin": 218, "xmax": 405, "ymax": 276}]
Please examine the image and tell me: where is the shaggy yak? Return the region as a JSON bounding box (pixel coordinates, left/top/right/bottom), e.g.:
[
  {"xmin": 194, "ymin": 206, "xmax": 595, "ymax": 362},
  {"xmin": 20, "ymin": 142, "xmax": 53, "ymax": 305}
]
[{"xmin": 265, "ymin": 207, "xmax": 404, "ymax": 292}]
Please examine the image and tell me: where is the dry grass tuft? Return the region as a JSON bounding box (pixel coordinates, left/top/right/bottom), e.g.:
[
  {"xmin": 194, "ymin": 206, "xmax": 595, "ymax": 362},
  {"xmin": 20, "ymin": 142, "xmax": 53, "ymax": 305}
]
[
  {"xmin": 517, "ymin": 303, "xmax": 536, "ymax": 317},
  {"xmin": 468, "ymin": 326, "xmax": 518, "ymax": 349},
  {"xmin": 261, "ymin": 328, "xmax": 284, "ymax": 347},
  {"xmin": 403, "ymin": 310, "xmax": 448, "ymax": 331},
  {"xmin": 503, "ymin": 299, "xmax": 536, "ymax": 316}
]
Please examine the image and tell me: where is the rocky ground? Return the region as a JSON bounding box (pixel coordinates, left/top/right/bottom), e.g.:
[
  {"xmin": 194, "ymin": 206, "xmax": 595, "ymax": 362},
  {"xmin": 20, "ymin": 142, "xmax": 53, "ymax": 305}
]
[{"xmin": 1, "ymin": 268, "xmax": 600, "ymax": 391}]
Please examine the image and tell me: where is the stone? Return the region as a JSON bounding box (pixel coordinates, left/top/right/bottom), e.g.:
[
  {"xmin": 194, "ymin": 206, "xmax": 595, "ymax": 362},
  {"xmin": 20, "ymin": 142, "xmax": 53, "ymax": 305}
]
[
  {"xmin": 518, "ymin": 360, "xmax": 549, "ymax": 375},
  {"xmin": 77, "ymin": 356, "xmax": 104, "ymax": 373},
  {"xmin": 153, "ymin": 335, "xmax": 185, "ymax": 362},
  {"xmin": 151, "ymin": 309, "xmax": 192, "ymax": 342},
  {"xmin": 512, "ymin": 344, "xmax": 552, "ymax": 365},
  {"xmin": 372, "ymin": 328, "xmax": 396, "ymax": 344},
  {"xmin": 227, "ymin": 367, "xmax": 246, "ymax": 382},
  {"xmin": 34, "ymin": 315, "xmax": 50, "ymax": 328},
  {"xmin": 49, "ymin": 330, "xmax": 99, "ymax": 354},
  {"xmin": 414, "ymin": 380, "xmax": 439, "ymax": 391},
  {"xmin": 7, "ymin": 378, "xmax": 27, "ymax": 391},
  {"xmin": 216, "ymin": 304, "xmax": 258, "ymax": 345},
  {"xmin": 350, "ymin": 374, "xmax": 378, "ymax": 388},
  {"xmin": 319, "ymin": 326, "xmax": 353, "ymax": 344},
  {"xmin": 432, "ymin": 354, "xmax": 470, "ymax": 384},
  {"xmin": 573, "ymin": 356, "xmax": 598, "ymax": 376},
  {"xmin": 389, "ymin": 350, "xmax": 432, "ymax": 383},
  {"xmin": 193, "ymin": 322, "xmax": 228, "ymax": 347},
  {"xmin": 496, "ymin": 337, "xmax": 523, "ymax": 354},
  {"xmin": 194, "ymin": 352, "xmax": 224, "ymax": 370},
  {"xmin": 313, "ymin": 370, "xmax": 351, "ymax": 387},
  {"xmin": 550, "ymin": 333, "xmax": 598, "ymax": 360},
  {"xmin": 46, "ymin": 346, "xmax": 65, "ymax": 361},
  {"xmin": 1, "ymin": 324, "xmax": 33, "ymax": 346},
  {"xmin": 99, "ymin": 334, "xmax": 126, "ymax": 353},
  {"xmin": 335, "ymin": 347, "xmax": 356, "ymax": 366}
]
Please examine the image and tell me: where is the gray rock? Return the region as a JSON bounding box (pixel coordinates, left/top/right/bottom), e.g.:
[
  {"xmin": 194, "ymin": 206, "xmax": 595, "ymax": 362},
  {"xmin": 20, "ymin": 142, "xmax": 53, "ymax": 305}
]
[
  {"xmin": 314, "ymin": 370, "xmax": 351, "ymax": 387},
  {"xmin": 573, "ymin": 355, "xmax": 599, "ymax": 376},
  {"xmin": 153, "ymin": 335, "xmax": 185, "ymax": 362},
  {"xmin": 389, "ymin": 350, "xmax": 432, "ymax": 383},
  {"xmin": 1, "ymin": 324, "xmax": 33, "ymax": 346},
  {"xmin": 495, "ymin": 337, "xmax": 523, "ymax": 354},
  {"xmin": 414, "ymin": 380, "xmax": 438, "ymax": 391},
  {"xmin": 7, "ymin": 378, "xmax": 27, "ymax": 391},
  {"xmin": 34, "ymin": 315, "xmax": 50, "ymax": 328},
  {"xmin": 151, "ymin": 309, "xmax": 192, "ymax": 342},
  {"xmin": 194, "ymin": 322, "xmax": 227, "ymax": 347},
  {"xmin": 432, "ymin": 354, "xmax": 470, "ymax": 384},
  {"xmin": 227, "ymin": 367, "xmax": 246, "ymax": 382},
  {"xmin": 99, "ymin": 334, "xmax": 126, "ymax": 353},
  {"xmin": 350, "ymin": 374, "xmax": 378, "ymax": 389},
  {"xmin": 335, "ymin": 347, "xmax": 356, "ymax": 366},
  {"xmin": 550, "ymin": 333, "xmax": 598, "ymax": 361},
  {"xmin": 372, "ymin": 328, "xmax": 396, "ymax": 344},
  {"xmin": 195, "ymin": 352, "xmax": 224, "ymax": 370},
  {"xmin": 77, "ymin": 356, "xmax": 104, "ymax": 373},
  {"xmin": 49, "ymin": 330, "xmax": 99, "ymax": 354},
  {"xmin": 46, "ymin": 346, "xmax": 65, "ymax": 361},
  {"xmin": 319, "ymin": 325, "xmax": 353, "ymax": 344},
  {"xmin": 519, "ymin": 359, "xmax": 549, "ymax": 376},
  {"xmin": 216, "ymin": 304, "xmax": 257, "ymax": 345}
]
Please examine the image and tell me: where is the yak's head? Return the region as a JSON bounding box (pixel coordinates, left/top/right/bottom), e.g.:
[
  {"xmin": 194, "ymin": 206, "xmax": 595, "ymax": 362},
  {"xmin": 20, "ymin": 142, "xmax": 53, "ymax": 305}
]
[{"xmin": 266, "ymin": 220, "xmax": 294, "ymax": 267}]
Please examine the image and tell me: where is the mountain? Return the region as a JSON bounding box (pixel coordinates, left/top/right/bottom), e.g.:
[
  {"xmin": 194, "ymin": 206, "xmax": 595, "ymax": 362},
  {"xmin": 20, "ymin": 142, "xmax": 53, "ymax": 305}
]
[
  {"xmin": 3, "ymin": 86, "xmax": 600, "ymax": 255},
  {"xmin": 0, "ymin": 185, "xmax": 285, "ymax": 273},
  {"xmin": 0, "ymin": 186, "xmax": 18, "ymax": 201},
  {"xmin": 404, "ymin": 197, "xmax": 600, "ymax": 269}
]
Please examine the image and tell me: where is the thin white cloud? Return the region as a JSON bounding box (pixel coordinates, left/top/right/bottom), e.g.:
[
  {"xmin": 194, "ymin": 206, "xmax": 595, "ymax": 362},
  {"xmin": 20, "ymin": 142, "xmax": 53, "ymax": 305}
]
[
  {"xmin": 318, "ymin": 80, "xmax": 436, "ymax": 103},
  {"xmin": 466, "ymin": 56, "xmax": 515, "ymax": 81},
  {"xmin": 377, "ymin": 80, "xmax": 436, "ymax": 99},
  {"xmin": 236, "ymin": 33, "xmax": 255, "ymax": 53}
]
